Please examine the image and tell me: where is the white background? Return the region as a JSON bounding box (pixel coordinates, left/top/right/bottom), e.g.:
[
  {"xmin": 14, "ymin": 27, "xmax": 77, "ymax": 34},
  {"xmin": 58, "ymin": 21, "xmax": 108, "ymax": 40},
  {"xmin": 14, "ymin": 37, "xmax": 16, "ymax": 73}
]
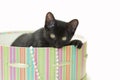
[{"xmin": 0, "ymin": 0, "xmax": 120, "ymax": 80}]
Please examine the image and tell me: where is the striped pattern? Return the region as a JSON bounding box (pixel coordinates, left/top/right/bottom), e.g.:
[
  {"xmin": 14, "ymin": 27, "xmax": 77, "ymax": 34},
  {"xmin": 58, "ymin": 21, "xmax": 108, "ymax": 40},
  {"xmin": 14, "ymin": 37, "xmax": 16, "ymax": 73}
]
[{"xmin": 0, "ymin": 43, "xmax": 87, "ymax": 80}]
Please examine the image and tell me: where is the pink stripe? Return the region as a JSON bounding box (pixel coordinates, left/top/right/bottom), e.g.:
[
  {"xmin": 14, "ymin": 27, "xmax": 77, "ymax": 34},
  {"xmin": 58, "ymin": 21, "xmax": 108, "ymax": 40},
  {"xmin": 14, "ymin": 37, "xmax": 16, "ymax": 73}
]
[
  {"xmin": 58, "ymin": 48, "xmax": 62, "ymax": 80},
  {"xmin": 10, "ymin": 47, "xmax": 16, "ymax": 80},
  {"xmin": 76, "ymin": 49, "xmax": 78, "ymax": 80},
  {"xmin": 13, "ymin": 47, "xmax": 16, "ymax": 80},
  {"xmin": 10, "ymin": 47, "xmax": 13, "ymax": 80},
  {"xmin": 81, "ymin": 45, "xmax": 85, "ymax": 77},
  {"xmin": 0, "ymin": 46, "xmax": 3, "ymax": 80},
  {"xmin": 34, "ymin": 48, "xmax": 38, "ymax": 80},
  {"xmin": 0, "ymin": 46, "xmax": 2, "ymax": 80},
  {"xmin": 46, "ymin": 48, "xmax": 49, "ymax": 80}
]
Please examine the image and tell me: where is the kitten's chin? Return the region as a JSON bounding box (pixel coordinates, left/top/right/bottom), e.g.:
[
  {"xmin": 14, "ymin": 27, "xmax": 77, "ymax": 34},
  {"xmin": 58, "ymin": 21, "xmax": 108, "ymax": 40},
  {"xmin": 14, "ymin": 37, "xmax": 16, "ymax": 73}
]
[{"xmin": 53, "ymin": 45, "xmax": 62, "ymax": 48}]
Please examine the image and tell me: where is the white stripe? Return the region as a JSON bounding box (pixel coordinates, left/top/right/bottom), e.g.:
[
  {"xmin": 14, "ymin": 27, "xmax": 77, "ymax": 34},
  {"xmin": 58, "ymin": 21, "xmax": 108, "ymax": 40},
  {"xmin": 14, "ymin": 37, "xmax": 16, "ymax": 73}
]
[
  {"xmin": 56, "ymin": 48, "xmax": 59, "ymax": 80},
  {"xmin": 9, "ymin": 63, "xmax": 29, "ymax": 68}
]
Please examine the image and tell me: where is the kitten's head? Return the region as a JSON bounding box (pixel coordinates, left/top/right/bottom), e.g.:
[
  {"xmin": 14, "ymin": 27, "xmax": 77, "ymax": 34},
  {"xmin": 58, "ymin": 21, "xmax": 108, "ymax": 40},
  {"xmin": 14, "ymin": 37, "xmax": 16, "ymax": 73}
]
[{"xmin": 44, "ymin": 12, "xmax": 79, "ymax": 48}]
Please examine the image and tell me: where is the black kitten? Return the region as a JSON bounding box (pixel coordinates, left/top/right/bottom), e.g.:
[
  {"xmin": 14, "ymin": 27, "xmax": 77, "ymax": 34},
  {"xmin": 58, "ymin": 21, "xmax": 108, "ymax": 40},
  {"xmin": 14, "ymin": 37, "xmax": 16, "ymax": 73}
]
[{"xmin": 11, "ymin": 12, "xmax": 83, "ymax": 48}]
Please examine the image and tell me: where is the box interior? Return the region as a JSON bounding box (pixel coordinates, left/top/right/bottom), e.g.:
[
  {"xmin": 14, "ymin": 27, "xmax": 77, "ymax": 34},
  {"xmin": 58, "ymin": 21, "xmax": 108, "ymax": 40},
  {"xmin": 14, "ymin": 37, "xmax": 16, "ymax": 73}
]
[{"xmin": 0, "ymin": 31, "xmax": 86, "ymax": 47}]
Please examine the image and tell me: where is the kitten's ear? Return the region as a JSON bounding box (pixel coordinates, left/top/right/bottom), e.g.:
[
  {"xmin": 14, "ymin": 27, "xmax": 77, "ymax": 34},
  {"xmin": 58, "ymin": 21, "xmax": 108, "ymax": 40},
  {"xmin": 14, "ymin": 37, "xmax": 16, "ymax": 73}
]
[
  {"xmin": 45, "ymin": 12, "xmax": 55, "ymax": 29},
  {"xmin": 68, "ymin": 19, "xmax": 79, "ymax": 33}
]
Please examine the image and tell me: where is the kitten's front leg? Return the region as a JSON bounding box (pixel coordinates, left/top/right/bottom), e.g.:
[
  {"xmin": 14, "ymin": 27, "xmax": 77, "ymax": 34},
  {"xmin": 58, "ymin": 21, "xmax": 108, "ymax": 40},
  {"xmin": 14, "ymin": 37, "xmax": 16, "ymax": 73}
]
[{"xmin": 69, "ymin": 40, "xmax": 83, "ymax": 49}]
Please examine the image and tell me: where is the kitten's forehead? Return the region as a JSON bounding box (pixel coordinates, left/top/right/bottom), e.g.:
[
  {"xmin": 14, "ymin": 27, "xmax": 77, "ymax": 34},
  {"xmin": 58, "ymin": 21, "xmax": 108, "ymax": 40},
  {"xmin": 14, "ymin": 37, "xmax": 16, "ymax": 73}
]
[
  {"xmin": 46, "ymin": 20, "xmax": 69, "ymax": 37},
  {"xmin": 56, "ymin": 20, "xmax": 67, "ymax": 27},
  {"xmin": 54, "ymin": 20, "xmax": 67, "ymax": 35},
  {"xmin": 54, "ymin": 26, "xmax": 66, "ymax": 36}
]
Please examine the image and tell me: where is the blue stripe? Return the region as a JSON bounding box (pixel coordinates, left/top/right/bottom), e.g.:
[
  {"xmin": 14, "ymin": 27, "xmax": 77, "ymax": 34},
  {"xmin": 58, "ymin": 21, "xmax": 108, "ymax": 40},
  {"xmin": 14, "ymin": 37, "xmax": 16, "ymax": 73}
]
[
  {"xmin": 27, "ymin": 48, "xmax": 30, "ymax": 80},
  {"xmin": 31, "ymin": 48, "xmax": 34, "ymax": 80},
  {"xmin": 72, "ymin": 46, "xmax": 76, "ymax": 80}
]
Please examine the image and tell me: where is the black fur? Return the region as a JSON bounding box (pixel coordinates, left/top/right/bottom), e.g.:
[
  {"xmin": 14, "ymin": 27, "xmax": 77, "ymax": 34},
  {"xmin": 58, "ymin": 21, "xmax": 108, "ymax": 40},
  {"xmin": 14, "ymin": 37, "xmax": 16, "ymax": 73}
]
[{"xmin": 11, "ymin": 12, "xmax": 83, "ymax": 48}]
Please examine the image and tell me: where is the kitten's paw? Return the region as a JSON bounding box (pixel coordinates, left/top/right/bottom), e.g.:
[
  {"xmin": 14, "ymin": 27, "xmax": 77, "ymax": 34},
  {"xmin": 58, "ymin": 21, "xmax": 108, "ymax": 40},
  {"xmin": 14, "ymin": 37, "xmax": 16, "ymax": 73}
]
[{"xmin": 70, "ymin": 40, "xmax": 83, "ymax": 49}]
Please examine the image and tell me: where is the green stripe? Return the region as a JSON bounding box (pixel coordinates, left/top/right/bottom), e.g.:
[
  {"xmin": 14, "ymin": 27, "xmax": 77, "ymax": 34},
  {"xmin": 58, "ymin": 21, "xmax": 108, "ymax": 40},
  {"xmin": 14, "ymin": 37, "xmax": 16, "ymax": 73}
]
[
  {"xmin": 38, "ymin": 48, "xmax": 45, "ymax": 80},
  {"xmin": 62, "ymin": 47, "xmax": 66, "ymax": 80},
  {"xmin": 84, "ymin": 43, "xmax": 87, "ymax": 78},
  {"xmin": 3, "ymin": 46, "xmax": 9, "ymax": 80},
  {"xmin": 16, "ymin": 47, "xmax": 20, "ymax": 80},
  {"xmin": 78, "ymin": 48, "xmax": 82, "ymax": 79},
  {"xmin": 50, "ymin": 48, "xmax": 56, "ymax": 80}
]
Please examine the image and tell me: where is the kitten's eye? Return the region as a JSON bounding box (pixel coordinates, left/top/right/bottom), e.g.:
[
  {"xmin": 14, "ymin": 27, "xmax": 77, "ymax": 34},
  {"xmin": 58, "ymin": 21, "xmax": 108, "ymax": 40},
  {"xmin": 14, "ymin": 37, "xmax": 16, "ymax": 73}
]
[
  {"xmin": 50, "ymin": 33, "xmax": 55, "ymax": 39},
  {"xmin": 62, "ymin": 36, "xmax": 67, "ymax": 41}
]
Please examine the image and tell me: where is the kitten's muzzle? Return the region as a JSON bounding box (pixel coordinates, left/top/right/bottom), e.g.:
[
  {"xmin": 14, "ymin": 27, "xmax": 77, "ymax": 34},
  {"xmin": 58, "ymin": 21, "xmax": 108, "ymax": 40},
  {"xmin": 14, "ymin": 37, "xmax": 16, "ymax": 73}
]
[{"xmin": 54, "ymin": 43, "xmax": 62, "ymax": 48}]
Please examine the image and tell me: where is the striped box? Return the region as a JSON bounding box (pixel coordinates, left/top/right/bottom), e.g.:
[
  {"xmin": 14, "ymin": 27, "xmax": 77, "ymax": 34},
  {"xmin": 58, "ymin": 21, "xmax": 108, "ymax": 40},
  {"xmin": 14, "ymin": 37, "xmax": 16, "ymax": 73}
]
[{"xmin": 0, "ymin": 31, "xmax": 87, "ymax": 80}]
